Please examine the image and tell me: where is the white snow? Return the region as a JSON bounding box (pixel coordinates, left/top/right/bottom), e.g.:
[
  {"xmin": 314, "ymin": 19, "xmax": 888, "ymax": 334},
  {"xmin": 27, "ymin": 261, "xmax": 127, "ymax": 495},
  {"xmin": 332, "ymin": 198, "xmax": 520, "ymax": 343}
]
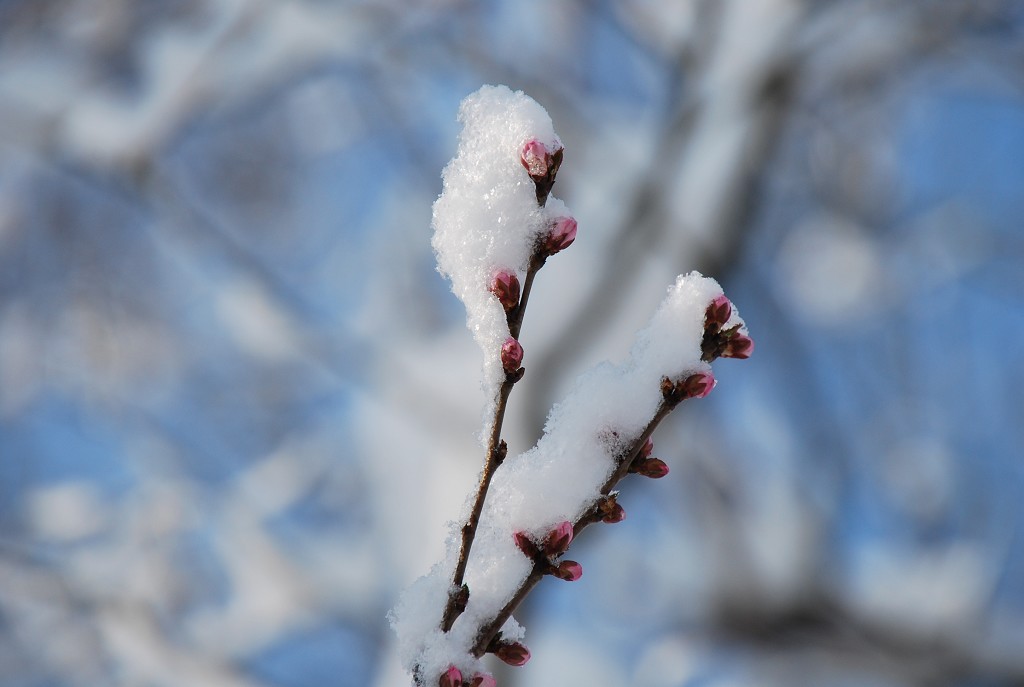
[
  {"xmin": 391, "ymin": 267, "xmax": 747, "ymax": 681},
  {"xmin": 430, "ymin": 85, "xmax": 567, "ymax": 429}
]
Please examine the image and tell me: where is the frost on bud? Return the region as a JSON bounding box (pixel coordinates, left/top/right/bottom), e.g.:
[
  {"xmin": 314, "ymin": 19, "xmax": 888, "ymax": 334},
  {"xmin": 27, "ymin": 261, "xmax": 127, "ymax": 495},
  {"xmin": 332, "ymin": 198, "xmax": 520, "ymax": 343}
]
[
  {"xmin": 722, "ymin": 333, "xmax": 754, "ymax": 359},
  {"xmin": 542, "ymin": 520, "xmax": 574, "ymax": 556},
  {"xmin": 632, "ymin": 457, "xmax": 669, "ymax": 479},
  {"xmin": 513, "ymin": 530, "xmax": 539, "ymax": 558},
  {"xmin": 470, "ymin": 674, "xmax": 497, "ymax": 687},
  {"xmin": 520, "ymin": 139, "xmax": 550, "ymax": 178},
  {"xmin": 489, "ymin": 269, "xmax": 520, "ymax": 312},
  {"xmin": 552, "ymin": 560, "xmax": 583, "ymax": 581},
  {"xmin": 542, "ymin": 216, "xmax": 577, "ymax": 255},
  {"xmin": 682, "ymin": 371, "xmax": 715, "ymax": 399},
  {"xmin": 494, "ymin": 642, "xmax": 531, "ymax": 667},
  {"xmin": 705, "ymin": 295, "xmax": 732, "ymax": 332},
  {"xmin": 501, "ymin": 337, "xmax": 524, "ymax": 374},
  {"xmin": 639, "ymin": 437, "xmax": 654, "ymax": 459},
  {"xmin": 520, "ymin": 138, "xmax": 564, "ymax": 205},
  {"xmin": 439, "ymin": 666, "xmax": 463, "ymax": 687}
]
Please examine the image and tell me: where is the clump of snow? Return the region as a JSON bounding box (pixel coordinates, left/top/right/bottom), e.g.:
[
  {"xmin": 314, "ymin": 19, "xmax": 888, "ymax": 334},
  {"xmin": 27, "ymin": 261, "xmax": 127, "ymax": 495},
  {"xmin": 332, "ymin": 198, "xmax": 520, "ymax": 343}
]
[
  {"xmin": 431, "ymin": 85, "xmax": 567, "ymax": 424},
  {"xmin": 391, "ymin": 272, "xmax": 747, "ymax": 681}
]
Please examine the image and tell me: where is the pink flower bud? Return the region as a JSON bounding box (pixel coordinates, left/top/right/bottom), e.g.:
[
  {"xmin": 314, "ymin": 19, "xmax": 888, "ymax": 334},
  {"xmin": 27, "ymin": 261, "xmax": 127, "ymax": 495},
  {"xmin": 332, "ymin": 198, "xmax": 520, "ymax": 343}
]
[
  {"xmin": 682, "ymin": 371, "xmax": 715, "ymax": 399},
  {"xmin": 639, "ymin": 437, "xmax": 654, "ymax": 459},
  {"xmin": 722, "ymin": 333, "xmax": 754, "ymax": 359},
  {"xmin": 494, "ymin": 642, "xmax": 531, "ymax": 667},
  {"xmin": 513, "ymin": 530, "xmax": 538, "ymax": 558},
  {"xmin": 439, "ymin": 665, "xmax": 463, "ymax": 687},
  {"xmin": 520, "ymin": 139, "xmax": 549, "ymax": 178},
  {"xmin": 633, "ymin": 457, "xmax": 669, "ymax": 479},
  {"xmin": 543, "ymin": 521, "xmax": 574, "ymax": 556},
  {"xmin": 602, "ymin": 502, "xmax": 625, "ymax": 523},
  {"xmin": 501, "ymin": 337, "xmax": 523, "ymax": 373},
  {"xmin": 543, "ymin": 216, "xmax": 577, "ymax": 255},
  {"xmin": 553, "ymin": 560, "xmax": 583, "ymax": 581},
  {"xmin": 489, "ymin": 269, "xmax": 520, "ymax": 312},
  {"xmin": 705, "ymin": 295, "xmax": 732, "ymax": 330},
  {"xmin": 470, "ymin": 674, "xmax": 497, "ymax": 687}
]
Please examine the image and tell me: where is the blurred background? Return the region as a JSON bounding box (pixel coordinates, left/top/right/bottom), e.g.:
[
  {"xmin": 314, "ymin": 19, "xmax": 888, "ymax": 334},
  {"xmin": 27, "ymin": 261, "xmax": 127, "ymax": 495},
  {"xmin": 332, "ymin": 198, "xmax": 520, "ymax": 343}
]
[{"xmin": 1, "ymin": 1, "xmax": 1023, "ymax": 686}]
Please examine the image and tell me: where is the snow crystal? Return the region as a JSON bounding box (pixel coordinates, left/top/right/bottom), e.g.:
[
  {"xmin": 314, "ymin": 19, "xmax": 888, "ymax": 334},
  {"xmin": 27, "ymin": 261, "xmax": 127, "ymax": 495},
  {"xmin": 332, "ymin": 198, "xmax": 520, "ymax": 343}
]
[
  {"xmin": 431, "ymin": 85, "xmax": 567, "ymax": 427},
  {"xmin": 391, "ymin": 269, "xmax": 748, "ymax": 681}
]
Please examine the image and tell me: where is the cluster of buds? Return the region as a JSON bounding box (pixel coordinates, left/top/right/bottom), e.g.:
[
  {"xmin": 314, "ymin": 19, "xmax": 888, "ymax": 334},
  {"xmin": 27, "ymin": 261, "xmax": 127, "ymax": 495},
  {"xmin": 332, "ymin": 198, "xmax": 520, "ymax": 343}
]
[
  {"xmin": 629, "ymin": 438, "xmax": 669, "ymax": 479},
  {"xmin": 514, "ymin": 521, "xmax": 583, "ymax": 582},
  {"xmin": 701, "ymin": 294, "xmax": 754, "ymax": 362},
  {"xmin": 438, "ymin": 666, "xmax": 497, "ymax": 687},
  {"xmin": 520, "ymin": 138, "xmax": 564, "ymax": 205}
]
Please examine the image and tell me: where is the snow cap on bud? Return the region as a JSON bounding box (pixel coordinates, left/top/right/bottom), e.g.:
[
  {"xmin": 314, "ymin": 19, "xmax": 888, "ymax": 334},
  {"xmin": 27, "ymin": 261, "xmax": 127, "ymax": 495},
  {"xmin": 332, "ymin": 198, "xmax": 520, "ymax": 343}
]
[
  {"xmin": 501, "ymin": 337, "xmax": 523, "ymax": 373},
  {"xmin": 640, "ymin": 437, "xmax": 654, "ymax": 459},
  {"xmin": 470, "ymin": 674, "xmax": 497, "ymax": 687},
  {"xmin": 439, "ymin": 665, "xmax": 463, "ymax": 687},
  {"xmin": 633, "ymin": 457, "xmax": 670, "ymax": 479},
  {"xmin": 705, "ymin": 295, "xmax": 732, "ymax": 330},
  {"xmin": 543, "ymin": 521, "xmax": 574, "ymax": 556},
  {"xmin": 553, "ymin": 560, "xmax": 583, "ymax": 581},
  {"xmin": 494, "ymin": 642, "xmax": 531, "ymax": 667},
  {"xmin": 722, "ymin": 333, "xmax": 754, "ymax": 359},
  {"xmin": 682, "ymin": 371, "xmax": 715, "ymax": 399},
  {"xmin": 489, "ymin": 269, "xmax": 520, "ymax": 312},
  {"xmin": 520, "ymin": 139, "xmax": 550, "ymax": 178},
  {"xmin": 543, "ymin": 216, "xmax": 577, "ymax": 255}
]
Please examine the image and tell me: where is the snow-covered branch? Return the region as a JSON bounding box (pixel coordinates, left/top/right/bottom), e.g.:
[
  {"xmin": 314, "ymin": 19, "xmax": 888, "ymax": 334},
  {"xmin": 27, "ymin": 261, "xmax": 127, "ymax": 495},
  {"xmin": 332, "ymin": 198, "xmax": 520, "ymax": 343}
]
[{"xmin": 390, "ymin": 85, "xmax": 753, "ymax": 687}]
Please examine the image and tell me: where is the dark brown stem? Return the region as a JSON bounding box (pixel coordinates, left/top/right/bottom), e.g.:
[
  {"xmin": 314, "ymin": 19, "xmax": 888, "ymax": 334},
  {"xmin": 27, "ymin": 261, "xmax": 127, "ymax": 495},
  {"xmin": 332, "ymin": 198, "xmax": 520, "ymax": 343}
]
[
  {"xmin": 439, "ymin": 251, "xmax": 547, "ymax": 632},
  {"xmin": 469, "ymin": 383, "xmax": 687, "ymax": 657}
]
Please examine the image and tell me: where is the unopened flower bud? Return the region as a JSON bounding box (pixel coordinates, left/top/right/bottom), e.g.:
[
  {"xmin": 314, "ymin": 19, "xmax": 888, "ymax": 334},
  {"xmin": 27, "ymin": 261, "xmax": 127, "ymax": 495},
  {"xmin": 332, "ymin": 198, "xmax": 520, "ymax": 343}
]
[
  {"xmin": 501, "ymin": 337, "xmax": 523, "ymax": 373},
  {"xmin": 601, "ymin": 502, "xmax": 625, "ymax": 524},
  {"xmin": 520, "ymin": 139, "xmax": 549, "ymax": 178},
  {"xmin": 543, "ymin": 216, "xmax": 577, "ymax": 255},
  {"xmin": 705, "ymin": 295, "xmax": 732, "ymax": 330},
  {"xmin": 490, "ymin": 269, "xmax": 520, "ymax": 312},
  {"xmin": 470, "ymin": 674, "xmax": 497, "ymax": 687},
  {"xmin": 682, "ymin": 371, "xmax": 715, "ymax": 399},
  {"xmin": 439, "ymin": 665, "xmax": 463, "ymax": 687},
  {"xmin": 639, "ymin": 437, "xmax": 654, "ymax": 459},
  {"xmin": 513, "ymin": 530, "xmax": 539, "ymax": 558},
  {"xmin": 543, "ymin": 521, "xmax": 574, "ymax": 556},
  {"xmin": 632, "ymin": 457, "xmax": 669, "ymax": 479},
  {"xmin": 722, "ymin": 333, "xmax": 754, "ymax": 359},
  {"xmin": 494, "ymin": 642, "xmax": 531, "ymax": 667},
  {"xmin": 553, "ymin": 560, "xmax": 583, "ymax": 581}
]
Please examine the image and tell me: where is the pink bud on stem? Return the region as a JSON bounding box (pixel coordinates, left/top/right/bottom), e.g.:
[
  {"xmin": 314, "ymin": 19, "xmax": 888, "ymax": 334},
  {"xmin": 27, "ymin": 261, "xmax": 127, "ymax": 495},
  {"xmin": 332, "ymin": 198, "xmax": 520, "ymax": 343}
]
[
  {"xmin": 601, "ymin": 501, "xmax": 625, "ymax": 524},
  {"xmin": 632, "ymin": 457, "xmax": 670, "ymax": 479},
  {"xmin": 501, "ymin": 337, "xmax": 523, "ymax": 374},
  {"xmin": 489, "ymin": 269, "xmax": 521, "ymax": 312},
  {"xmin": 722, "ymin": 333, "xmax": 754, "ymax": 359},
  {"xmin": 543, "ymin": 521, "xmax": 574, "ymax": 556},
  {"xmin": 439, "ymin": 666, "xmax": 463, "ymax": 687},
  {"xmin": 682, "ymin": 371, "xmax": 715, "ymax": 399},
  {"xmin": 542, "ymin": 216, "xmax": 577, "ymax": 255},
  {"xmin": 494, "ymin": 642, "xmax": 531, "ymax": 667},
  {"xmin": 552, "ymin": 560, "xmax": 583, "ymax": 581},
  {"xmin": 640, "ymin": 437, "xmax": 654, "ymax": 459},
  {"xmin": 513, "ymin": 530, "xmax": 539, "ymax": 558},
  {"xmin": 705, "ymin": 295, "xmax": 732, "ymax": 331},
  {"xmin": 520, "ymin": 139, "xmax": 550, "ymax": 178}
]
